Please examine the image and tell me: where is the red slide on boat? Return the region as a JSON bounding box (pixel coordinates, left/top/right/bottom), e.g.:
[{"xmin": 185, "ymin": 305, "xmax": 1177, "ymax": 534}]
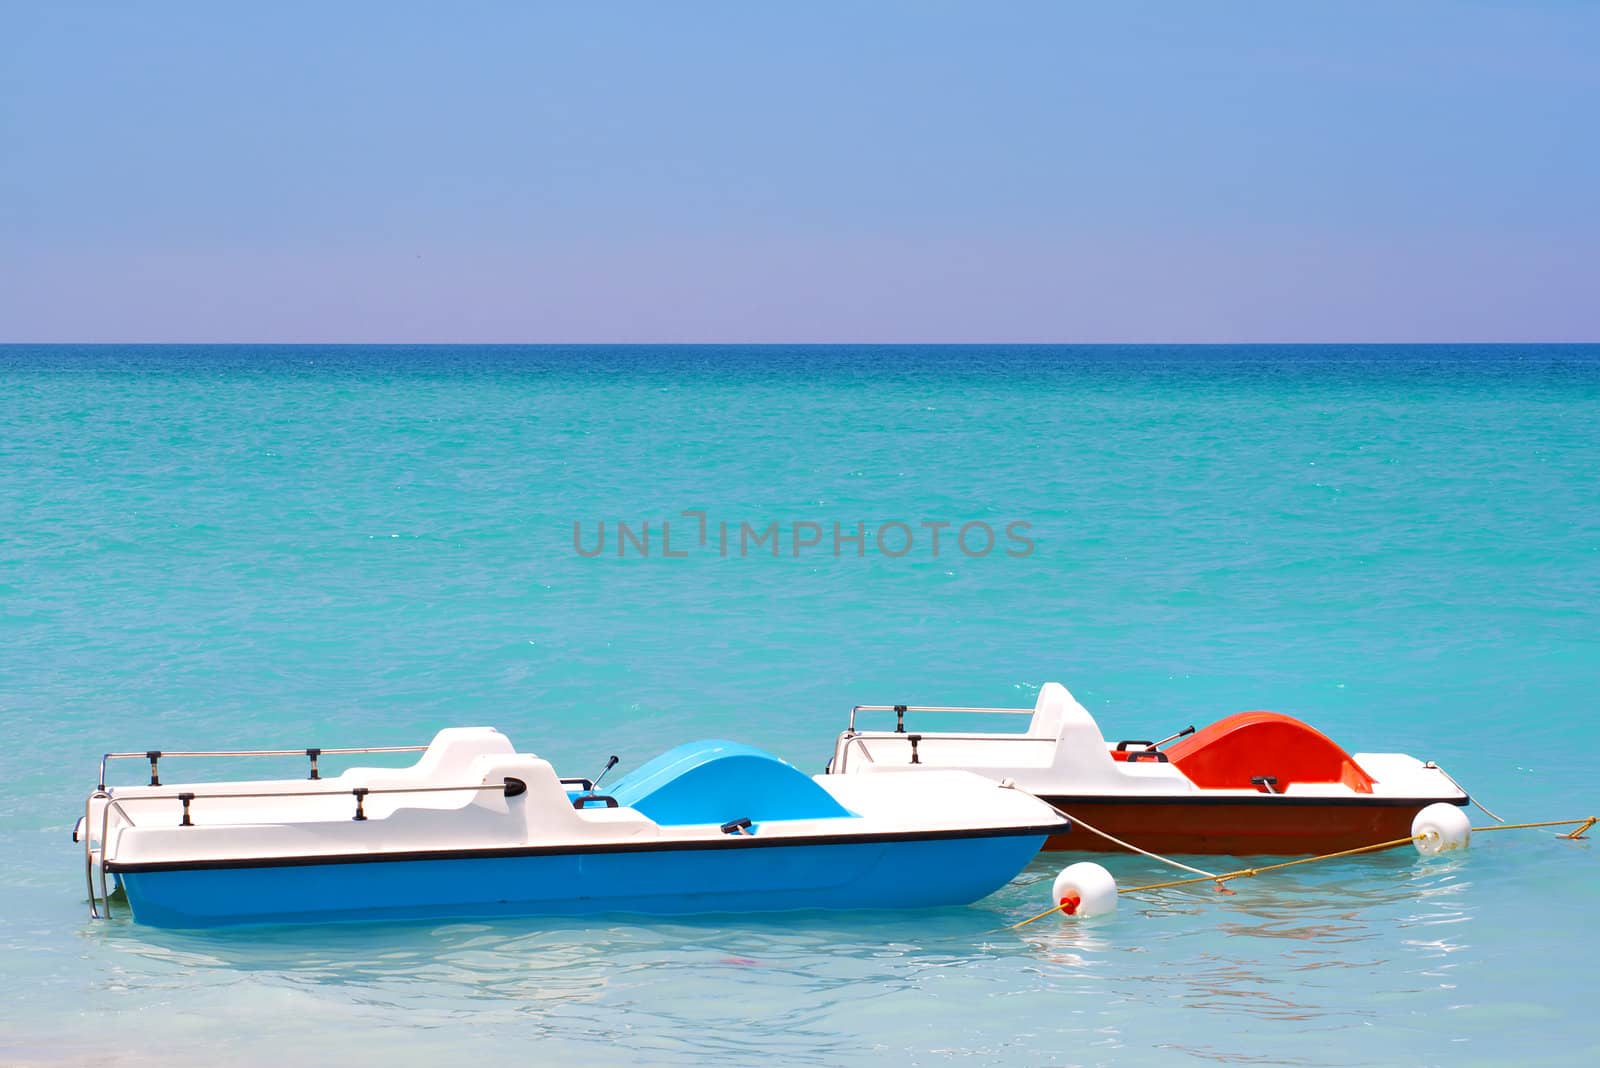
[{"xmin": 1162, "ymin": 711, "xmax": 1376, "ymax": 793}]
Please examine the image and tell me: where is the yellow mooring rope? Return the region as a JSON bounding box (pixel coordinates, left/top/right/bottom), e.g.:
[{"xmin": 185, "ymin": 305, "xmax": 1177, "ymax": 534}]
[{"xmin": 1007, "ymin": 815, "xmax": 1595, "ymax": 931}]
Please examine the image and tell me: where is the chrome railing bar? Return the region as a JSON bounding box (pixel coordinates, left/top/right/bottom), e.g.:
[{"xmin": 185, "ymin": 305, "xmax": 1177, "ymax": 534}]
[
  {"xmin": 97, "ymin": 796, "xmax": 137, "ymax": 918},
  {"xmin": 851, "ymin": 705, "xmax": 1034, "ymax": 712},
  {"xmin": 106, "ymin": 781, "xmax": 525, "ymax": 804},
  {"xmin": 846, "ymin": 733, "xmax": 1046, "ymax": 741},
  {"xmin": 99, "ymin": 744, "xmax": 431, "ymax": 790},
  {"xmin": 835, "ymin": 734, "xmax": 879, "ymax": 774},
  {"xmin": 83, "ymin": 791, "xmax": 106, "ymax": 919},
  {"xmin": 847, "ymin": 704, "xmax": 1032, "ymax": 732},
  {"xmin": 103, "ymin": 746, "xmax": 428, "ymax": 758},
  {"xmin": 833, "ymin": 732, "xmax": 1046, "ymax": 773}
]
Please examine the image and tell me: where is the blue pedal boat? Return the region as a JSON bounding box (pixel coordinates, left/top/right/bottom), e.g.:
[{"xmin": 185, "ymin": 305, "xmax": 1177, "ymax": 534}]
[{"xmin": 76, "ymin": 728, "xmax": 1068, "ymax": 928}]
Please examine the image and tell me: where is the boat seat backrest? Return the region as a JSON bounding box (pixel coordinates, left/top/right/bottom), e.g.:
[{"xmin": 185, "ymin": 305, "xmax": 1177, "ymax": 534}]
[
  {"xmin": 1032, "ymin": 682, "xmax": 1142, "ymax": 779},
  {"xmin": 345, "ymin": 727, "xmax": 516, "ymax": 790},
  {"xmin": 364, "ymin": 752, "xmax": 616, "ymax": 835},
  {"xmin": 463, "ymin": 753, "xmax": 575, "ymax": 810},
  {"xmin": 1029, "ymin": 683, "xmax": 1106, "ymax": 746},
  {"xmin": 464, "ymin": 753, "xmax": 655, "ymax": 835}
]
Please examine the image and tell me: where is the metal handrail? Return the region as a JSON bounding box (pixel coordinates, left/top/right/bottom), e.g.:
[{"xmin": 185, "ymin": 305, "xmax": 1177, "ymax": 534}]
[
  {"xmin": 83, "ymin": 790, "xmax": 108, "ymax": 918},
  {"xmin": 99, "ymin": 743, "xmax": 429, "ymax": 790},
  {"xmin": 96, "ymin": 795, "xmax": 134, "ymax": 916},
  {"xmin": 103, "ymin": 781, "xmax": 522, "ymax": 805},
  {"xmin": 834, "ymin": 734, "xmax": 878, "ymax": 772},
  {"xmin": 846, "ymin": 732, "xmax": 1049, "ymax": 742},
  {"xmin": 847, "ymin": 704, "xmax": 1033, "ymax": 733},
  {"xmin": 833, "ymin": 728, "xmax": 1050, "ymax": 774}
]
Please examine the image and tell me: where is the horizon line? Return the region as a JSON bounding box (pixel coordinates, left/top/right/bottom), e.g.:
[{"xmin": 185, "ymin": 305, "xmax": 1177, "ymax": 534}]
[{"xmin": 4, "ymin": 340, "xmax": 1599, "ymax": 348}]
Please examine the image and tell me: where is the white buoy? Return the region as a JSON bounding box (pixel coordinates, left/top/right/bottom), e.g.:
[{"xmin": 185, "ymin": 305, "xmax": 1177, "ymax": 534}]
[
  {"xmin": 1412, "ymin": 802, "xmax": 1472, "ymax": 855},
  {"xmin": 1051, "ymin": 862, "xmax": 1118, "ymax": 917}
]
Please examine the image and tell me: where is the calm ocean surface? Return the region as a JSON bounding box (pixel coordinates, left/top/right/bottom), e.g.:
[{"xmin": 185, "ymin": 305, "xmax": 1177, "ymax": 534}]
[{"xmin": 2, "ymin": 344, "xmax": 1597, "ymax": 1066}]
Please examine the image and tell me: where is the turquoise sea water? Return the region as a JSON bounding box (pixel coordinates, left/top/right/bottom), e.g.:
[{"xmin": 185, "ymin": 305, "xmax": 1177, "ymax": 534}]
[{"xmin": 2, "ymin": 344, "xmax": 1597, "ymax": 1066}]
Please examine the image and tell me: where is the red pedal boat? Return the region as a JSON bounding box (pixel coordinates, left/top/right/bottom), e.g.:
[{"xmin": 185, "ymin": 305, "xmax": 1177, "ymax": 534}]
[{"xmin": 825, "ymin": 683, "xmax": 1470, "ymax": 855}]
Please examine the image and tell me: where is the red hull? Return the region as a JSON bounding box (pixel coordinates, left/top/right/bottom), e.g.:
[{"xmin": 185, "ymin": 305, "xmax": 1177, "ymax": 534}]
[{"xmin": 1042, "ymin": 796, "xmax": 1467, "ymax": 855}]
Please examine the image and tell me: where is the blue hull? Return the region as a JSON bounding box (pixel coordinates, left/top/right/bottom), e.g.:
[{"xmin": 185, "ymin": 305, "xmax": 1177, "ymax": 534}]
[{"xmin": 115, "ymin": 835, "xmax": 1046, "ymax": 928}]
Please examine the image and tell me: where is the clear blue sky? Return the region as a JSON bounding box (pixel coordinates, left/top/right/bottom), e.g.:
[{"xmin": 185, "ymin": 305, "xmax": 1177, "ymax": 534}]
[{"xmin": 1, "ymin": 1, "xmax": 1595, "ymax": 343}]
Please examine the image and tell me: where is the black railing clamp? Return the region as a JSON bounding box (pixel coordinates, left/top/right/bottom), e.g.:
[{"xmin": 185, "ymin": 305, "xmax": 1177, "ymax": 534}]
[
  {"xmin": 307, "ymin": 748, "xmax": 322, "ymax": 780},
  {"xmin": 352, "ymin": 787, "xmax": 369, "ymax": 820},
  {"xmin": 178, "ymin": 791, "xmax": 194, "ymax": 827},
  {"xmin": 894, "ymin": 705, "xmax": 907, "ymax": 733}
]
